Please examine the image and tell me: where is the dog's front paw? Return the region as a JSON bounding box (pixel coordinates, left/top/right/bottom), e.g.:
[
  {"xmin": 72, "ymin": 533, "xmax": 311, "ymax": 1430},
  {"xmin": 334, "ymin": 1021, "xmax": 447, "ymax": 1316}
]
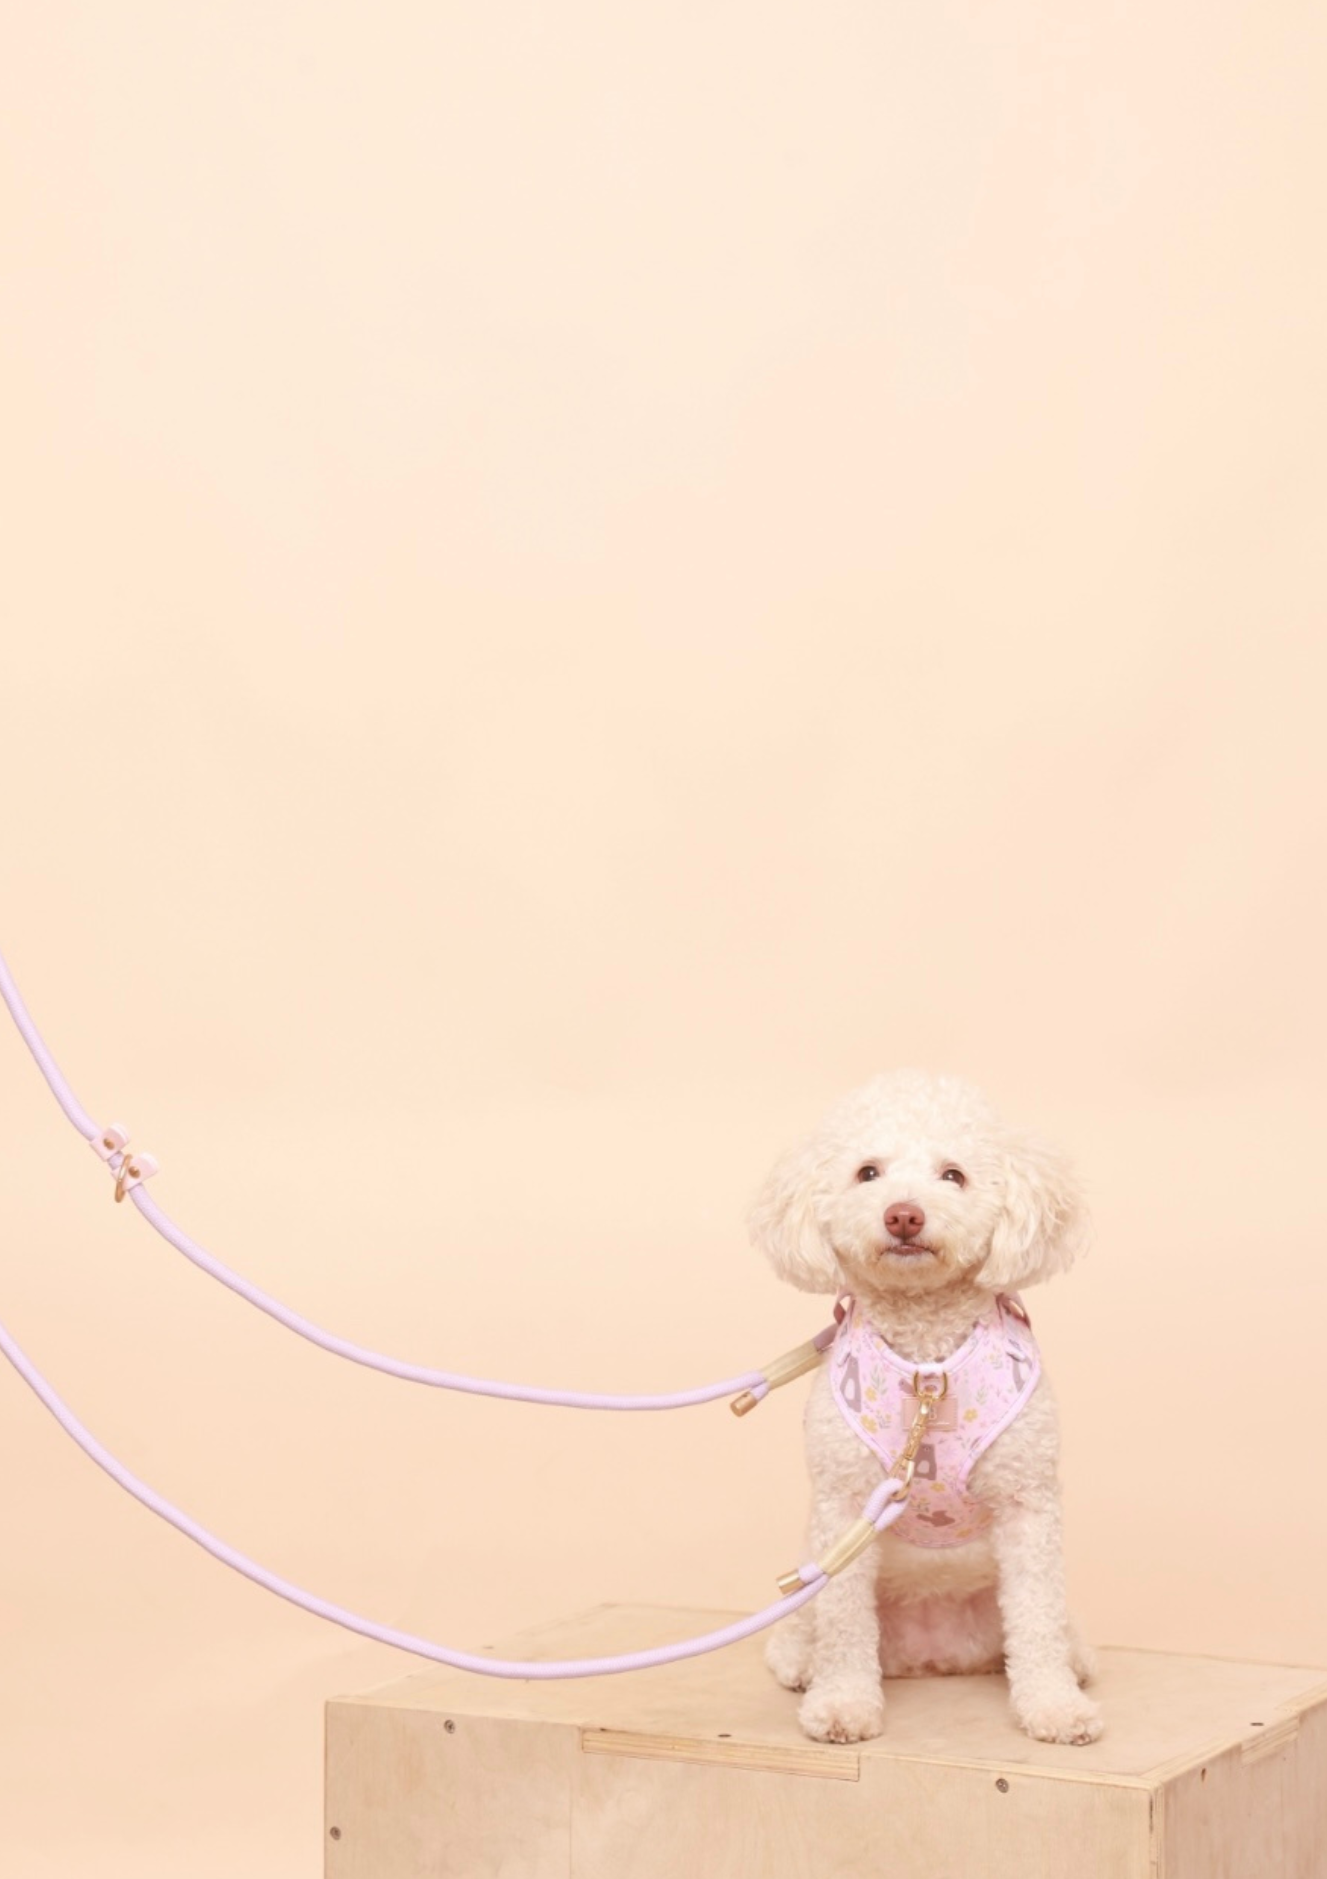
[
  {"xmin": 1013, "ymin": 1680, "xmax": 1104, "ymax": 1747},
  {"xmin": 798, "ymin": 1677, "xmax": 886, "ymax": 1744},
  {"xmin": 765, "ymin": 1625, "xmax": 813, "ymax": 1693}
]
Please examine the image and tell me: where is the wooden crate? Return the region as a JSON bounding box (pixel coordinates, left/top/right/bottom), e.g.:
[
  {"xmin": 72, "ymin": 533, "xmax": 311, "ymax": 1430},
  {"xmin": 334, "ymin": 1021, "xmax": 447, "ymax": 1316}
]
[{"xmin": 325, "ymin": 1603, "xmax": 1327, "ymax": 1879}]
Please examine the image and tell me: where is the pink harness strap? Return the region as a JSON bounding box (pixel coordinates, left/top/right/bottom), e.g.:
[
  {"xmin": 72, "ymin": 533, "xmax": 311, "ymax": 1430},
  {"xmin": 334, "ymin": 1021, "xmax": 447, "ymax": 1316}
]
[{"xmin": 829, "ymin": 1292, "xmax": 1040, "ymax": 1548}]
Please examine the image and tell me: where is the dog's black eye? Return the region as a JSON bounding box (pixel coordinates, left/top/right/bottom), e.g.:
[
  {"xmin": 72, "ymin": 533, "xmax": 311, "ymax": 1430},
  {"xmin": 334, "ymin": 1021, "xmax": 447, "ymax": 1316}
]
[
  {"xmin": 940, "ymin": 1166, "xmax": 967, "ymax": 1187},
  {"xmin": 856, "ymin": 1164, "xmax": 880, "ymax": 1183}
]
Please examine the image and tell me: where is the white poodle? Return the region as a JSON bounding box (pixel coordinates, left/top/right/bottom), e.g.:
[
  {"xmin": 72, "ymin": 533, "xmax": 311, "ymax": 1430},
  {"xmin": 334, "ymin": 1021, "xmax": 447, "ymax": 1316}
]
[{"xmin": 748, "ymin": 1069, "xmax": 1102, "ymax": 1747}]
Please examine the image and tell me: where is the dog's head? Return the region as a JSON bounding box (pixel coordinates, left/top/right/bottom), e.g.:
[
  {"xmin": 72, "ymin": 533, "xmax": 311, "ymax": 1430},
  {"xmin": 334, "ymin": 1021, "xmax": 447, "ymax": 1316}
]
[{"xmin": 747, "ymin": 1069, "xmax": 1089, "ymax": 1299}]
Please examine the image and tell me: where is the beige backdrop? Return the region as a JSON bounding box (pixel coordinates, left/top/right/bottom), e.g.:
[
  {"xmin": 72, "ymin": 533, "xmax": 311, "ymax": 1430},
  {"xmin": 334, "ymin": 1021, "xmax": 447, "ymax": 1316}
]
[{"xmin": 3, "ymin": 3, "xmax": 1325, "ymax": 1874}]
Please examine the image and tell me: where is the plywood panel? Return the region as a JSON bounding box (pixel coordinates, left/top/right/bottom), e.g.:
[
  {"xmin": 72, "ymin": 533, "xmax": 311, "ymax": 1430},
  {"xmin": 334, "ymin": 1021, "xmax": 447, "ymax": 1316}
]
[
  {"xmin": 1292, "ymin": 1696, "xmax": 1327, "ymax": 1879},
  {"xmin": 325, "ymin": 1704, "xmax": 575, "ymax": 1879},
  {"xmin": 327, "ymin": 1606, "xmax": 1327, "ymax": 1879},
  {"xmin": 565, "ymin": 1746, "xmax": 1149, "ymax": 1879}
]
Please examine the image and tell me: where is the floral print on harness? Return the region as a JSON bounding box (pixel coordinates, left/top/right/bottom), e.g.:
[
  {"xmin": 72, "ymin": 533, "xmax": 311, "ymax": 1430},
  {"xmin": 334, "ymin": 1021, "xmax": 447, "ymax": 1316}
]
[{"xmin": 828, "ymin": 1292, "xmax": 1041, "ymax": 1550}]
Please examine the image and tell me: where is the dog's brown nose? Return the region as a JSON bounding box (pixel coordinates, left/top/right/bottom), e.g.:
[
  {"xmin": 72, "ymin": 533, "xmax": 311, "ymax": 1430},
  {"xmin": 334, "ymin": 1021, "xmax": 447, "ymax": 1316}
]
[{"xmin": 884, "ymin": 1201, "xmax": 926, "ymax": 1242}]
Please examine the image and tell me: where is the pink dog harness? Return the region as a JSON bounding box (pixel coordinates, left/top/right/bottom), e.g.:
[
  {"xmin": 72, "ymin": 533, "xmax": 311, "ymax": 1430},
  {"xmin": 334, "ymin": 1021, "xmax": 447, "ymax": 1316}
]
[{"xmin": 829, "ymin": 1292, "xmax": 1040, "ymax": 1549}]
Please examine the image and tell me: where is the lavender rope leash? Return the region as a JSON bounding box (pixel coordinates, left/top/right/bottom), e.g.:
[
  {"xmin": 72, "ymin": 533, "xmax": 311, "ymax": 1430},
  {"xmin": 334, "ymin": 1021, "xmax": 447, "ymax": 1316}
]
[
  {"xmin": 0, "ymin": 944, "xmax": 834, "ymax": 1411},
  {"xmin": 1, "ymin": 937, "xmax": 913, "ymax": 1675},
  {"xmin": 0, "ymin": 1305, "xmax": 909, "ymax": 1676}
]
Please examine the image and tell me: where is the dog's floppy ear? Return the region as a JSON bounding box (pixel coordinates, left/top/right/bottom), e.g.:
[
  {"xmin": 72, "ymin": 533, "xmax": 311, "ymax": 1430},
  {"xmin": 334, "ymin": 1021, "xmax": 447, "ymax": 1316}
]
[
  {"xmin": 979, "ymin": 1130, "xmax": 1090, "ymax": 1290},
  {"xmin": 747, "ymin": 1135, "xmax": 842, "ymax": 1294}
]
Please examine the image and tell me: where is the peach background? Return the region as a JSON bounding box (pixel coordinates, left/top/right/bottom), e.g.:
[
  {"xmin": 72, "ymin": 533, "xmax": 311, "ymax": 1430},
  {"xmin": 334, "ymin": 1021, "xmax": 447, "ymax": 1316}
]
[{"xmin": 3, "ymin": 3, "xmax": 1325, "ymax": 1873}]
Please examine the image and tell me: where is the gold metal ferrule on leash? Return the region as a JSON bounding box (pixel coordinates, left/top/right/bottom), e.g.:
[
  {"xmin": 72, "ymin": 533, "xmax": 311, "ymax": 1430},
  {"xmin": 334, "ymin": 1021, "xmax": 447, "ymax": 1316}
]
[
  {"xmin": 774, "ymin": 1373, "xmax": 948, "ymax": 1594},
  {"xmin": 730, "ymin": 1333, "xmax": 832, "ymax": 1417}
]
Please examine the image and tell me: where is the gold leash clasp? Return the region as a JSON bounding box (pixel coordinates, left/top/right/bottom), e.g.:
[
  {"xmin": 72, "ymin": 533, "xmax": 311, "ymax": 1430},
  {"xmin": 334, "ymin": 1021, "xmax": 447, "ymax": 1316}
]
[{"xmin": 889, "ymin": 1371, "xmax": 949, "ymax": 1500}]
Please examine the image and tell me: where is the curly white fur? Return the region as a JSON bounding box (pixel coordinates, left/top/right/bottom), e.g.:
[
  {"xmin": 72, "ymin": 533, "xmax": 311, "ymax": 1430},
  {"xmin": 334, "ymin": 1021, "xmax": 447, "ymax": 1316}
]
[{"xmin": 749, "ymin": 1069, "xmax": 1102, "ymax": 1747}]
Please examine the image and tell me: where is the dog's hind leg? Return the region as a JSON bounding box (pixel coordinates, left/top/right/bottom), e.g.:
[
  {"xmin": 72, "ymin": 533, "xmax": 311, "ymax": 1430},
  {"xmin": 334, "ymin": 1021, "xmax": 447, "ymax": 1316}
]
[
  {"xmin": 1068, "ymin": 1615, "xmax": 1098, "ymax": 1687},
  {"xmin": 765, "ymin": 1598, "xmax": 815, "ymax": 1691}
]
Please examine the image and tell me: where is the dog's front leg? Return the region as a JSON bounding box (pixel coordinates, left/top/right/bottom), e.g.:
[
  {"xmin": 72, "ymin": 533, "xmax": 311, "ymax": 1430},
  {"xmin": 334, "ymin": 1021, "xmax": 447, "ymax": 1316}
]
[
  {"xmin": 796, "ymin": 1495, "xmax": 886, "ymax": 1744},
  {"xmin": 990, "ymin": 1489, "xmax": 1103, "ymax": 1746}
]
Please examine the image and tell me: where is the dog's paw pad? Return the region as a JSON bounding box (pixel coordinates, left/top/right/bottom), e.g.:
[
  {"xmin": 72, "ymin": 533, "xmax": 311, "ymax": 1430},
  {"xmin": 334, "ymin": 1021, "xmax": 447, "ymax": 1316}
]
[{"xmin": 798, "ymin": 1680, "xmax": 886, "ymax": 1744}]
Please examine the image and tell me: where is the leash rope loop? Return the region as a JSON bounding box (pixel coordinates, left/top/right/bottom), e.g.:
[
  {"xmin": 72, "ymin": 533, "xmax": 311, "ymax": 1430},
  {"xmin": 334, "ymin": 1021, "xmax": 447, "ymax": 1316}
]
[
  {"xmin": 0, "ymin": 1309, "xmax": 906, "ymax": 1680},
  {"xmin": 0, "ymin": 940, "xmax": 907, "ymax": 1677}
]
